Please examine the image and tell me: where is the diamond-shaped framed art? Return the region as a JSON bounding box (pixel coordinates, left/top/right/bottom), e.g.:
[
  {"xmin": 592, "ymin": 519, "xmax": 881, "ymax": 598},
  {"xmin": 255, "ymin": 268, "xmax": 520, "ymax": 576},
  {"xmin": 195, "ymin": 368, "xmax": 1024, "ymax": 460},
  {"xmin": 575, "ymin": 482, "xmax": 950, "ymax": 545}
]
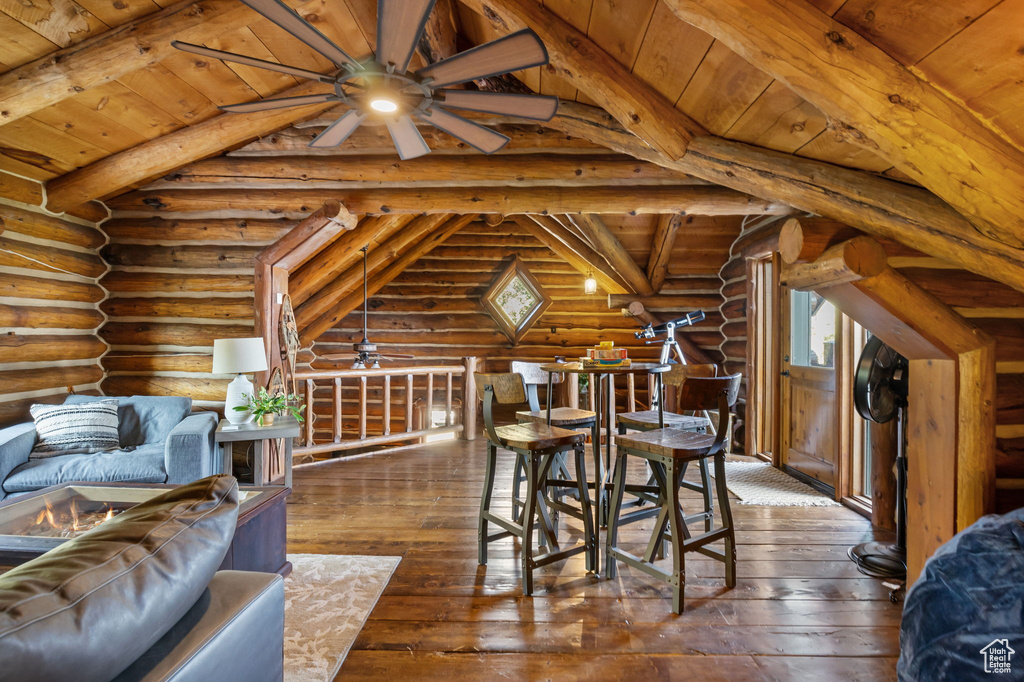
[{"xmin": 481, "ymin": 256, "xmax": 552, "ymax": 345}]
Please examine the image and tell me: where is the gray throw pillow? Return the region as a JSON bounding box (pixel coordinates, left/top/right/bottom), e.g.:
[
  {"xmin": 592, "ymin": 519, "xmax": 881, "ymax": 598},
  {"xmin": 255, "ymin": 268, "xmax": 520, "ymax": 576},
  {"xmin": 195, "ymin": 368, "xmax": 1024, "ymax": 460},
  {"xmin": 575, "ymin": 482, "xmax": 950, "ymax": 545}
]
[
  {"xmin": 29, "ymin": 400, "xmax": 120, "ymax": 458},
  {"xmin": 0, "ymin": 475, "xmax": 239, "ymax": 682}
]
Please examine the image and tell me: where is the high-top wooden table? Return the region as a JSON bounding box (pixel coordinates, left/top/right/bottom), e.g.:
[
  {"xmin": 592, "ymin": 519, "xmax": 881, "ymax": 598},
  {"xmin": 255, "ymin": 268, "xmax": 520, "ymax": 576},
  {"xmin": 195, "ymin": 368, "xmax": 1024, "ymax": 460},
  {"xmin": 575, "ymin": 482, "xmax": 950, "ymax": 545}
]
[{"xmin": 539, "ymin": 362, "xmax": 670, "ymax": 524}]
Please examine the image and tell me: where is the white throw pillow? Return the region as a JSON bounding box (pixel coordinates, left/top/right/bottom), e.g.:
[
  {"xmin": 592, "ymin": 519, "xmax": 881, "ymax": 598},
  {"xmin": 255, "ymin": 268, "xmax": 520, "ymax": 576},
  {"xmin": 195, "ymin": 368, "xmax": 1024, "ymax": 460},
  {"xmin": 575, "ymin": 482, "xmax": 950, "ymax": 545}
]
[{"xmin": 29, "ymin": 400, "xmax": 120, "ymax": 459}]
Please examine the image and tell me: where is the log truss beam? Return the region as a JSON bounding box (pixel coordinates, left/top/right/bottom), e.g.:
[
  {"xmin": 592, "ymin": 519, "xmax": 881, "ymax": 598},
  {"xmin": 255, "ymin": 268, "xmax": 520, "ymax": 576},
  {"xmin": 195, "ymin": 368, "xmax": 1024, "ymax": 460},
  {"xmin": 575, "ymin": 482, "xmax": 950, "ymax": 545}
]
[
  {"xmin": 298, "ymin": 214, "xmax": 479, "ymax": 343},
  {"xmin": 647, "ymin": 214, "xmax": 683, "ymax": 293},
  {"xmin": 44, "ymin": 82, "xmax": 336, "ymax": 213},
  {"xmin": 661, "ymin": 0, "xmax": 1024, "ymax": 248},
  {"xmin": 456, "ymin": 0, "xmax": 705, "ymax": 160},
  {"xmin": 567, "ymin": 214, "xmax": 654, "ymax": 296},
  {"xmin": 544, "ymin": 102, "xmax": 1024, "ymax": 294},
  {"xmin": 105, "ymin": 185, "xmax": 790, "ymax": 215},
  {"xmin": 0, "ymin": 0, "xmax": 248, "ymax": 126},
  {"xmin": 512, "ymin": 214, "xmax": 629, "ymax": 295}
]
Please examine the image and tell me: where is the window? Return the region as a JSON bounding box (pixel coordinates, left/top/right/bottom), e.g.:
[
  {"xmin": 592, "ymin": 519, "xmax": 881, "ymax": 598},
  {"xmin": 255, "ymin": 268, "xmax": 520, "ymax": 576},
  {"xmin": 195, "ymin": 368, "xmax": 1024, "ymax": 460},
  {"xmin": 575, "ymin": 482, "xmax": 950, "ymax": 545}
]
[
  {"xmin": 481, "ymin": 257, "xmax": 551, "ymax": 344},
  {"xmin": 790, "ymin": 290, "xmax": 836, "ymax": 368}
]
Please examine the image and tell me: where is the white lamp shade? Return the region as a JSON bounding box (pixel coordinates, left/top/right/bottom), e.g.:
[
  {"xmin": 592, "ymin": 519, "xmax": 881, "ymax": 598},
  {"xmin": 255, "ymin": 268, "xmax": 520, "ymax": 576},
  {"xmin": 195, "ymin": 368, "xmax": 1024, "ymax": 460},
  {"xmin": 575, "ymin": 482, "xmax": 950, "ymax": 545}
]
[{"xmin": 212, "ymin": 337, "xmax": 269, "ymax": 374}]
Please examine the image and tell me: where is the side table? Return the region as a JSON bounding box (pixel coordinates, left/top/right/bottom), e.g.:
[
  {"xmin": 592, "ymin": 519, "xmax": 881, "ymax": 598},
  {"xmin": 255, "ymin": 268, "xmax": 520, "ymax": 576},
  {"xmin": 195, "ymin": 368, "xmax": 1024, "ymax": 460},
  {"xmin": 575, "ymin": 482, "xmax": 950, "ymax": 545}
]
[{"xmin": 215, "ymin": 416, "xmax": 300, "ymax": 488}]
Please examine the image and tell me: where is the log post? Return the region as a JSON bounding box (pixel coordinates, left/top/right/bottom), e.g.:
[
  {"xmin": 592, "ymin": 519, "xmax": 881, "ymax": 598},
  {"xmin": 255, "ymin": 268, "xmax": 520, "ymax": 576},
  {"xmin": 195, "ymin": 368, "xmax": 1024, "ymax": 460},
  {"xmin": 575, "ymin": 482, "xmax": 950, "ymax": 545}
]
[
  {"xmin": 461, "ymin": 357, "xmax": 478, "ymax": 440},
  {"xmin": 870, "ymin": 418, "xmax": 898, "ymax": 531}
]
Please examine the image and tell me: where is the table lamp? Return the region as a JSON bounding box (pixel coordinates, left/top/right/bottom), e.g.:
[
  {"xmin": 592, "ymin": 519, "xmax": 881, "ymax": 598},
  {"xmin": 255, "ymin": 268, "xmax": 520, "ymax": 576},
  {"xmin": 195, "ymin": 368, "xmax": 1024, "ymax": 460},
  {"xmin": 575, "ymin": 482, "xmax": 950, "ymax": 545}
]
[{"xmin": 212, "ymin": 337, "xmax": 269, "ymax": 424}]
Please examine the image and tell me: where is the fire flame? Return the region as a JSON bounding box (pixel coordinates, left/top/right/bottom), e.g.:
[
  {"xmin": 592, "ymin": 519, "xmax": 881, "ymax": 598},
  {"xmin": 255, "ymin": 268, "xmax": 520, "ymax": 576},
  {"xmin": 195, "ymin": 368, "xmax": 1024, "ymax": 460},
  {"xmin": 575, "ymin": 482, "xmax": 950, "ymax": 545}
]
[{"xmin": 34, "ymin": 499, "xmax": 116, "ymax": 536}]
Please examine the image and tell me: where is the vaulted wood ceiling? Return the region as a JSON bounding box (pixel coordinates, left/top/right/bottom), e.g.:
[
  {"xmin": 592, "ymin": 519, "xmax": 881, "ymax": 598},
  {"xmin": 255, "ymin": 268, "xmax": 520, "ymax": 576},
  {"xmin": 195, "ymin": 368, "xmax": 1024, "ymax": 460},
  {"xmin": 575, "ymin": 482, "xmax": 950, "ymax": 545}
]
[{"xmin": 1, "ymin": 0, "xmax": 1022, "ymax": 288}]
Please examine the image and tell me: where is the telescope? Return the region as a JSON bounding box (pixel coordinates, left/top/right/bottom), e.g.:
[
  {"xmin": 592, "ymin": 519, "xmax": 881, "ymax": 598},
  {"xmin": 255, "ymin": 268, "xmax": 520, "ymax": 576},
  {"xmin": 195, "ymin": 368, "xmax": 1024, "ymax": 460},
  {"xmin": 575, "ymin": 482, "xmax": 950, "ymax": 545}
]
[{"xmin": 635, "ymin": 310, "xmax": 705, "ymax": 340}]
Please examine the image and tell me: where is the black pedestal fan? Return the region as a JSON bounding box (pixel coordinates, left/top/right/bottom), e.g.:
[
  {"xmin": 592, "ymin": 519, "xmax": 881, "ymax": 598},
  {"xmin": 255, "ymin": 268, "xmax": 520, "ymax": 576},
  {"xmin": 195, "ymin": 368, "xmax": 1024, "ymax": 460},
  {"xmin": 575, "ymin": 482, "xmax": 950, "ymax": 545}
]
[{"xmin": 849, "ymin": 335, "xmax": 909, "ymax": 580}]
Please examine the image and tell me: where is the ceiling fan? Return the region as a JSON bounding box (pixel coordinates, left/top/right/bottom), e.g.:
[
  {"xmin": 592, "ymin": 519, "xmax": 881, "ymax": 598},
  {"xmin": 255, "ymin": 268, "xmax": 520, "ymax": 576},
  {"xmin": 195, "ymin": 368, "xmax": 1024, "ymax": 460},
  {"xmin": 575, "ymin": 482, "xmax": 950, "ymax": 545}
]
[
  {"xmin": 319, "ymin": 246, "xmax": 415, "ymax": 369},
  {"xmin": 172, "ymin": 0, "xmax": 558, "ymax": 159}
]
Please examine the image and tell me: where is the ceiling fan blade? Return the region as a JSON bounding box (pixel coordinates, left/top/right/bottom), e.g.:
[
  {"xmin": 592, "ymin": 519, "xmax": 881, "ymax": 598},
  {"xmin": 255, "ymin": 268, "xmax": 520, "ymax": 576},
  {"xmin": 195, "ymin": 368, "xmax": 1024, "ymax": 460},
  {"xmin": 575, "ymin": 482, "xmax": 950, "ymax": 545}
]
[
  {"xmin": 237, "ymin": 0, "xmax": 358, "ymax": 68},
  {"xmin": 309, "ymin": 110, "xmax": 368, "ymax": 148},
  {"xmin": 417, "ymin": 106, "xmax": 510, "ymax": 154},
  {"xmin": 416, "ymin": 28, "xmax": 548, "ymax": 88},
  {"xmin": 172, "ymin": 41, "xmax": 333, "ymax": 82},
  {"xmin": 219, "ymin": 92, "xmax": 339, "ymax": 113},
  {"xmin": 439, "ymin": 90, "xmax": 558, "ymax": 122},
  {"xmin": 319, "ymin": 354, "xmax": 357, "ymax": 360},
  {"xmin": 376, "ymin": 0, "xmax": 436, "ymax": 73},
  {"xmin": 380, "ymin": 353, "xmax": 416, "ymax": 359},
  {"xmin": 386, "ymin": 115, "xmax": 430, "ymax": 160}
]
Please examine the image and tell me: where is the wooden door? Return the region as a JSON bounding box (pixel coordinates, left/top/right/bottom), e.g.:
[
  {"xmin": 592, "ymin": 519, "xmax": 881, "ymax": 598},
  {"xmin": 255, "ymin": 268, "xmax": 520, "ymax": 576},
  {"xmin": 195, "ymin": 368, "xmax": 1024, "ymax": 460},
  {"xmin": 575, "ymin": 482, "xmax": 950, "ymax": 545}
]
[{"xmin": 780, "ymin": 288, "xmax": 840, "ymax": 492}]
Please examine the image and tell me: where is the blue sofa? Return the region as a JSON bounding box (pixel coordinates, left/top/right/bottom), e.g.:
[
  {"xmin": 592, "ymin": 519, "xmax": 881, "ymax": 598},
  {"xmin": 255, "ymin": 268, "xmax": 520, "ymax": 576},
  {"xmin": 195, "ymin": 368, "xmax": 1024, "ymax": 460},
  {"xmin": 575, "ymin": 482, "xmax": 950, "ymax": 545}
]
[{"xmin": 0, "ymin": 395, "xmax": 220, "ymax": 500}]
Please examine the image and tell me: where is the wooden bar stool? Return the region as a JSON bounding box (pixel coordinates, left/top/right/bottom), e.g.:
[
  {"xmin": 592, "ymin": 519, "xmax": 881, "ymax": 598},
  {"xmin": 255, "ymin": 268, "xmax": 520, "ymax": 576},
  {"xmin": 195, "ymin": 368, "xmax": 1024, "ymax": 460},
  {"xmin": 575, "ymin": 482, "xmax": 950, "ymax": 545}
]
[
  {"xmin": 606, "ymin": 374, "xmax": 741, "ymax": 614},
  {"xmin": 616, "ymin": 364, "xmax": 717, "ymax": 526},
  {"xmin": 510, "ymin": 361, "xmax": 599, "ymax": 522},
  {"xmin": 476, "ymin": 372, "xmax": 597, "ymax": 596}
]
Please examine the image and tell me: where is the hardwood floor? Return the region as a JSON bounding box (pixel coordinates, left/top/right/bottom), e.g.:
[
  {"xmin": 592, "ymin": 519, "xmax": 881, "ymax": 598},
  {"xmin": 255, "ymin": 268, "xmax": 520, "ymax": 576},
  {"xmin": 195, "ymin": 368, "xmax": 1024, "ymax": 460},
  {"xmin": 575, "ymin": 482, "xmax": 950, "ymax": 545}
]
[{"xmin": 286, "ymin": 438, "xmax": 902, "ymax": 681}]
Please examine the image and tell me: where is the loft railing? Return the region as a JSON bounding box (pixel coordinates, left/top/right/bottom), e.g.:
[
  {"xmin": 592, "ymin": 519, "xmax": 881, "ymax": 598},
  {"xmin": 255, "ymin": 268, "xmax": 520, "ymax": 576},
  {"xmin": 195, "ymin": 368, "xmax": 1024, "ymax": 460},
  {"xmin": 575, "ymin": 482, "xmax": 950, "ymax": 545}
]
[{"xmin": 291, "ymin": 357, "xmax": 478, "ymax": 460}]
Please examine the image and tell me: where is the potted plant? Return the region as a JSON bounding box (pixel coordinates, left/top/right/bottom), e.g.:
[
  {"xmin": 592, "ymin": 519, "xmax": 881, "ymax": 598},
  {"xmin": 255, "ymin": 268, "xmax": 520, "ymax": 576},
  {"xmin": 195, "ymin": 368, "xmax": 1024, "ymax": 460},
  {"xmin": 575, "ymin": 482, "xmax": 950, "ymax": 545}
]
[{"xmin": 234, "ymin": 387, "xmax": 304, "ymax": 426}]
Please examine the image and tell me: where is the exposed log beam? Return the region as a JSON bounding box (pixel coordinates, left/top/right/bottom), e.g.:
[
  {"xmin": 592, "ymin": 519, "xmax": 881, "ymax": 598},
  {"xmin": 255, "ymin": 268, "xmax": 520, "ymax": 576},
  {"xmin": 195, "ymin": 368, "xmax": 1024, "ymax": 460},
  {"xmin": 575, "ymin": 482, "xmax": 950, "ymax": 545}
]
[
  {"xmin": 152, "ymin": 154, "xmax": 703, "ymax": 189},
  {"xmin": 457, "ymin": 0, "xmax": 706, "ymax": 160},
  {"xmin": 418, "ymin": 0, "xmax": 459, "ymax": 64},
  {"xmin": 289, "ymin": 214, "xmax": 415, "ymax": 307},
  {"xmin": 0, "ymin": 0, "xmax": 248, "ymax": 125},
  {"xmin": 44, "ymin": 82, "xmax": 337, "ymax": 213},
  {"xmin": 647, "ymin": 214, "xmax": 683, "ymax": 293},
  {"xmin": 568, "ymin": 214, "xmax": 655, "ymax": 296},
  {"xmin": 780, "ymin": 236, "xmax": 889, "ymax": 290},
  {"xmin": 512, "ymin": 214, "xmax": 628, "ymax": 295},
  {"xmin": 231, "ymin": 122, "xmax": 608, "ymax": 156},
  {"xmin": 296, "ymin": 214, "xmax": 455, "ymax": 333},
  {"xmin": 106, "ymin": 185, "xmax": 790, "ymax": 215},
  {"xmin": 256, "ymin": 199, "xmax": 357, "ymax": 271},
  {"xmin": 300, "ymin": 215, "xmax": 479, "ymax": 343},
  {"xmin": 544, "ymin": 102, "xmax": 1024, "ymax": 293},
  {"xmin": 662, "ymin": 0, "xmax": 1024, "ymax": 248}
]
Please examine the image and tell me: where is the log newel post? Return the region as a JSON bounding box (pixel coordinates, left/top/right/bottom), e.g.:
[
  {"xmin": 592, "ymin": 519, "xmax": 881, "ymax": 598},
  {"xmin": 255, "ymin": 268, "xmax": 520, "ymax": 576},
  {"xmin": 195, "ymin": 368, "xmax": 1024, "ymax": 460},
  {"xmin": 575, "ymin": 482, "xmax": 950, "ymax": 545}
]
[{"xmin": 461, "ymin": 356, "xmax": 479, "ymax": 441}]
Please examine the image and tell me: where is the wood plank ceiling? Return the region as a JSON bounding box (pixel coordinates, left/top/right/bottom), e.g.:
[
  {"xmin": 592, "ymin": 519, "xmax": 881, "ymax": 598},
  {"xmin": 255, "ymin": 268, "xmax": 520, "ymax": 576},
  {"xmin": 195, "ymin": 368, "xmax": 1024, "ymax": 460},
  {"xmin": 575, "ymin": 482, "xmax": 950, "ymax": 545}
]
[{"xmin": 1, "ymin": 0, "xmax": 1021, "ymax": 194}]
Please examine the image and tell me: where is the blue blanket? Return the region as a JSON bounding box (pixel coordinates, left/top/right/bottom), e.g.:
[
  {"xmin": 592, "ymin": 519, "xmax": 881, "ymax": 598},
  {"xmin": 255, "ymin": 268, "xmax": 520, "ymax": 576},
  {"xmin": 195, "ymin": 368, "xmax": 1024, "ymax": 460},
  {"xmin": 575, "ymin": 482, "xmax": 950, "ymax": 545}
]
[{"xmin": 899, "ymin": 508, "xmax": 1024, "ymax": 680}]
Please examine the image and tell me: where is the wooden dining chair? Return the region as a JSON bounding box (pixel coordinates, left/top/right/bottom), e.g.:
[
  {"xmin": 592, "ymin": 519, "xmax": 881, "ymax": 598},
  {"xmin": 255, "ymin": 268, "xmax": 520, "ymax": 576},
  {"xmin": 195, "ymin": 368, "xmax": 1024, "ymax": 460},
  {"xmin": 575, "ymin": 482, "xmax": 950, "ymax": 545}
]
[
  {"xmin": 616, "ymin": 363, "xmax": 718, "ymax": 434},
  {"xmin": 510, "ymin": 361, "xmax": 599, "ymax": 522},
  {"xmin": 616, "ymin": 364, "xmax": 719, "ymax": 524},
  {"xmin": 476, "ymin": 372, "xmax": 597, "ymax": 596},
  {"xmin": 606, "ymin": 374, "xmax": 742, "ymax": 614}
]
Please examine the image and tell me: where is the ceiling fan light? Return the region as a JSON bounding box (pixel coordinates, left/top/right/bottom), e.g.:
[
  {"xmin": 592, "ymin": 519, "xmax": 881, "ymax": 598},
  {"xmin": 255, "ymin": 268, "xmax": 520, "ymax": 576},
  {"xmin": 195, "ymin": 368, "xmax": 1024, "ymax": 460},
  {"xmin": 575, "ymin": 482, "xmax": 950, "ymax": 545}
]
[{"xmin": 370, "ymin": 97, "xmax": 399, "ymax": 113}]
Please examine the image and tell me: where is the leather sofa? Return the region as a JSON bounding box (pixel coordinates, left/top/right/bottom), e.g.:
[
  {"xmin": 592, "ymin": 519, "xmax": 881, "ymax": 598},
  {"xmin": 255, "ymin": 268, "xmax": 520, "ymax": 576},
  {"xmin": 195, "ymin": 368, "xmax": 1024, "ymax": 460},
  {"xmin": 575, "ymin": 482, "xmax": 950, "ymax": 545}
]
[
  {"xmin": 0, "ymin": 475, "xmax": 284, "ymax": 682},
  {"xmin": 0, "ymin": 395, "xmax": 221, "ymax": 500}
]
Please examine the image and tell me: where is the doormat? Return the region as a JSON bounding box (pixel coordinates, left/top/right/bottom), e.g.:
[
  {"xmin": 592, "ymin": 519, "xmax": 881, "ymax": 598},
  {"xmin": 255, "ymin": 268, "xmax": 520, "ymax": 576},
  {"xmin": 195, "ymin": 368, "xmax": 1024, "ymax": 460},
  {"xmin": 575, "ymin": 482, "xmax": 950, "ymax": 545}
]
[
  {"xmin": 284, "ymin": 553, "xmax": 401, "ymax": 682},
  {"xmin": 721, "ymin": 461, "xmax": 841, "ymax": 506}
]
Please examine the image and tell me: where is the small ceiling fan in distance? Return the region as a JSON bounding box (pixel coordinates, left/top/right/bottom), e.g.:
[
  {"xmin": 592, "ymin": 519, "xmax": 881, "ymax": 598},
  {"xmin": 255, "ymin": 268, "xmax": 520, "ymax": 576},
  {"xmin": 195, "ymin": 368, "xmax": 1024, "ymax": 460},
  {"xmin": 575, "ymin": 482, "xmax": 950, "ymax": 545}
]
[
  {"xmin": 172, "ymin": 0, "xmax": 559, "ymax": 158},
  {"xmin": 319, "ymin": 246, "xmax": 415, "ymax": 369}
]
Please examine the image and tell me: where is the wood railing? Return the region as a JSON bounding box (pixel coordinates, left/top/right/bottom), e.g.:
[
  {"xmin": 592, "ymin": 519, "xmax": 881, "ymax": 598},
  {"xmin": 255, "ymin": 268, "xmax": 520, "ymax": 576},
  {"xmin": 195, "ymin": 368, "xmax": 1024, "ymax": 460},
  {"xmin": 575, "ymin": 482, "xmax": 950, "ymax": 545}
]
[{"xmin": 292, "ymin": 357, "xmax": 478, "ymax": 459}]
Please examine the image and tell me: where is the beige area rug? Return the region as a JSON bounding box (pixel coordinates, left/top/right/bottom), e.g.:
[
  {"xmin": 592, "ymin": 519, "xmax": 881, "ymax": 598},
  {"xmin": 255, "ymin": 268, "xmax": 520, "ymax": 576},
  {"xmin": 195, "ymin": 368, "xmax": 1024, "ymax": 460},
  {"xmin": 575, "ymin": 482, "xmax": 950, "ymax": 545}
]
[
  {"xmin": 721, "ymin": 461, "xmax": 841, "ymax": 506},
  {"xmin": 284, "ymin": 553, "xmax": 401, "ymax": 682}
]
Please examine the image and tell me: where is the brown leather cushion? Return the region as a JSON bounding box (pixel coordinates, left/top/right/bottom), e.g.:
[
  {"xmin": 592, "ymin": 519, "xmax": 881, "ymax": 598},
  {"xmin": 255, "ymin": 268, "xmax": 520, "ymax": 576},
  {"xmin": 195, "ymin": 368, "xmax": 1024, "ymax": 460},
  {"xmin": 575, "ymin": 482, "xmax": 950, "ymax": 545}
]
[{"xmin": 0, "ymin": 475, "xmax": 239, "ymax": 682}]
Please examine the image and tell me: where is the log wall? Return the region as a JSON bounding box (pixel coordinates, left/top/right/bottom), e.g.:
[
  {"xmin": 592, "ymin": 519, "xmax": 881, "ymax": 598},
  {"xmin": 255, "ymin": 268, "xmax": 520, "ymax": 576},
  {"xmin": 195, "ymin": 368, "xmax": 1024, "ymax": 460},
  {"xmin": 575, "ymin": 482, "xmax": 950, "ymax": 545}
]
[
  {"xmin": 309, "ymin": 219, "xmax": 729, "ymax": 444},
  {"xmin": 720, "ymin": 221, "xmax": 1024, "ymax": 509},
  {"xmin": 97, "ymin": 214, "xmax": 299, "ymax": 408},
  {"xmin": 0, "ymin": 171, "xmax": 109, "ymax": 426}
]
